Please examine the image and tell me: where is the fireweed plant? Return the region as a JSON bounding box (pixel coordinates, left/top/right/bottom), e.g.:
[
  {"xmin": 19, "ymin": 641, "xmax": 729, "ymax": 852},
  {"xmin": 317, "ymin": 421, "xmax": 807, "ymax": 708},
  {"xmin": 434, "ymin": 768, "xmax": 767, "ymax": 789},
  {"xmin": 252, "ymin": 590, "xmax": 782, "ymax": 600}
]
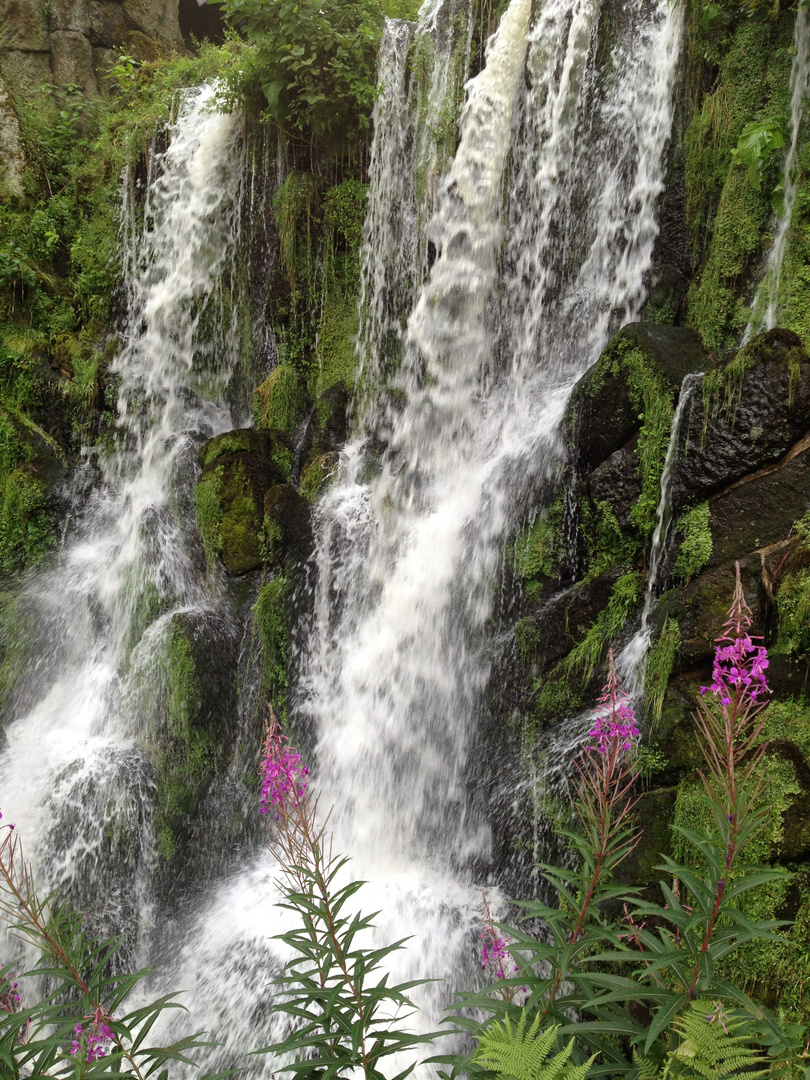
[
  {"xmin": 0, "ymin": 811, "xmax": 229, "ymax": 1078},
  {"xmin": 253, "ymin": 710, "xmax": 438, "ymax": 1080},
  {"xmin": 449, "ymin": 564, "xmax": 802, "ymax": 1080}
]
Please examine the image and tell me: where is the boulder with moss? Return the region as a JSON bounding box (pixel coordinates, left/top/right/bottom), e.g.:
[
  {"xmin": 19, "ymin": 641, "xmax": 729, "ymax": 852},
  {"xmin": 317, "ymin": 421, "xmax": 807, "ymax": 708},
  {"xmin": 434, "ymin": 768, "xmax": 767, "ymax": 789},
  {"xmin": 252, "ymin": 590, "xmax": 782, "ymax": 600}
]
[
  {"xmin": 263, "ymin": 484, "xmax": 313, "ymax": 570},
  {"xmin": 195, "ymin": 428, "xmax": 288, "ymax": 575}
]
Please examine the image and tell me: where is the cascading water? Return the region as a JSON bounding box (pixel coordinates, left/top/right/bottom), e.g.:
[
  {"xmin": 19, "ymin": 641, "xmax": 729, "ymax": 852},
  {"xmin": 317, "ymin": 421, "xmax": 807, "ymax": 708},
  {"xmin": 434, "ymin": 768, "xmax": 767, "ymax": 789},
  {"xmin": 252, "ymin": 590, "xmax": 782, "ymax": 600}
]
[
  {"xmin": 1, "ymin": 0, "xmax": 685, "ymax": 1070},
  {"xmin": 616, "ymin": 372, "xmax": 703, "ymax": 696},
  {"xmin": 0, "ymin": 83, "xmax": 245, "ymax": 965},
  {"xmin": 744, "ymin": 5, "xmax": 810, "ymax": 340}
]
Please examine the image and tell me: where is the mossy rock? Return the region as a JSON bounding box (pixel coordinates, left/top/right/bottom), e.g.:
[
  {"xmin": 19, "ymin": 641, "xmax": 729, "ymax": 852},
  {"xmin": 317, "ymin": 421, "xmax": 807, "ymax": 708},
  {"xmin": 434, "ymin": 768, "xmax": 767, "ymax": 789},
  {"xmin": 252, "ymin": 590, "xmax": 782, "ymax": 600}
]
[
  {"xmin": 153, "ymin": 609, "xmax": 236, "ymax": 864},
  {"xmin": 567, "ymin": 323, "xmax": 707, "ymax": 473},
  {"xmin": 198, "ymin": 427, "xmax": 292, "ymax": 476},
  {"xmin": 254, "ymin": 364, "xmax": 307, "ymax": 439},
  {"xmin": 195, "ymin": 448, "xmax": 285, "ymax": 575},
  {"xmin": 263, "ymin": 485, "xmax": 313, "ymax": 569},
  {"xmin": 676, "ymin": 329, "xmax": 810, "ymax": 501},
  {"xmin": 587, "ymin": 430, "xmax": 642, "ymax": 527}
]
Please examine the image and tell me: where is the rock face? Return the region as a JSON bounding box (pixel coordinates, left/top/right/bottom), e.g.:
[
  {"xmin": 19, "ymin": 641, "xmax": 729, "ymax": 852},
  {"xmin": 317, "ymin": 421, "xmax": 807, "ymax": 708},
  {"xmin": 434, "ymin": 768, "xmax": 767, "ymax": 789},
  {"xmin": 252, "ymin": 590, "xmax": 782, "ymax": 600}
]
[
  {"xmin": 0, "ymin": 0, "xmax": 183, "ymax": 101},
  {"xmin": 0, "ymin": 77, "xmax": 25, "ymax": 197},
  {"xmin": 194, "ymin": 428, "xmax": 313, "ymax": 577},
  {"xmin": 498, "ymin": 323, "xmax": 810, "ymax": 956}
]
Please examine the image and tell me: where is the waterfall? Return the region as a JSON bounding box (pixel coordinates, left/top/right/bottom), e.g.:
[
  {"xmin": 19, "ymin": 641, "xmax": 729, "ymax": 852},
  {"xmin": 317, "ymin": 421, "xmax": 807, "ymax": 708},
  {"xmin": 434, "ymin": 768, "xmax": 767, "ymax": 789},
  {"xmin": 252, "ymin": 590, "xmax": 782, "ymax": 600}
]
[
  {"xmin": 616, "ymin": 372, "xmax": 703, "ymax": 696},
  {"xmin": 1, "ymin": 0, "xmax": 685, "ymax": 1069},
  {"xmin": 744, "ymin": 4, "xmax": 810, "ymax": 340},
  {"xmin": 0, "ymin": 83, "xmax": 245, "ymax": 964}
]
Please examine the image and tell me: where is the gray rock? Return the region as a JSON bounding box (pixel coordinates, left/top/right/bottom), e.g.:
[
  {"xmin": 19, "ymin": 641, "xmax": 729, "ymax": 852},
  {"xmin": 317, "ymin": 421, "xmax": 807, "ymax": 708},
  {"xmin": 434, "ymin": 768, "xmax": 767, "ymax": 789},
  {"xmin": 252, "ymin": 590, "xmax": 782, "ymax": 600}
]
[
  {"xmin": 122, "ymin": 0, "xmax": 182, "ymax": 45},
  {"xmin": 50, "ymin": 0, "xmax": 92, "ymax": 34},
  {"xmin": 0, "ymin": 78, "xmax": 25, "ymax": 198},
  {"xmin": 88, "ymin": 1, "xmax": 128, "ymax": 47},
  {"xmin": 0, "ymin": 0, "xmax": 50, "ymax": 50},
  {"xmin": 0, "ymin": 50, "xmax": 52, "ymax": 101},
  {"xmin": 51, "ymin": 30, "xmax": 98, "ymax": 95},
  {"xmin": 588, "ymin": 431, "xmax": 642, "ymax": 526}
]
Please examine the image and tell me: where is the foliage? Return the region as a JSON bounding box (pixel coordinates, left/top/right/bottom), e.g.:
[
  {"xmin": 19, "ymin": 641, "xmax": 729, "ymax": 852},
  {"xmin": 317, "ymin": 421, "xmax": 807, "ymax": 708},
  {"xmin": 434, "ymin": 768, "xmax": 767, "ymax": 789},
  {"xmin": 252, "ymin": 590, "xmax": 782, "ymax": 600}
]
[
  {"xmin": 731, "ymin": 115, "xmax": 786, "ymax": 196},
  {"xmin": 512, "ymin": 497, "xmax": 566, "ymax": 588},
  {"xmin": 660, "ymin": 1000, "xmax": 769, "ymax": 1080},
  {"xmin": 253, "ymin": 720, "xmax": 437, "ymax": 1080},
  {"xmin": 644, "ymin": 617, "xmax": 681, "ymax": 728},
  {"xmin": 563, "ymin": 572, "xmax": 642, "ymax": 685},
  {"xmin": 0, "ymin": 814, "xmax": 229, "ymax": 1077},
  {"xmin": 216, "ymin": 0, "xmax": 387, "ymax": 149},
  {"xmin": 253, "ymin": 576, "xmax": 290, "ymax": 718},
  {"xmin": 673, "ymin": 504, "xmax": 712, "ymax": 583},
  {"xmin": 473, "ymin": 1015, "xmax": 595, "ymax": 1080}
]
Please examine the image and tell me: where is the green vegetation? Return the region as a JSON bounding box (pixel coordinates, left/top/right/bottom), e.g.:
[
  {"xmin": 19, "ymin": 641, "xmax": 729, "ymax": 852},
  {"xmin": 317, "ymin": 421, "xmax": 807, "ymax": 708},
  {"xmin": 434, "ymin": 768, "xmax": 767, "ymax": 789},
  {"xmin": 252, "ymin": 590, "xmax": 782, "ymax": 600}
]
[
  {"xmin": 673, "ymin": 502, "xmax": 712, "ymax": 582},
  {"xmin": 154, "ymin": 616, "xmax": 221, "ymax": 862},
  {"xmin": 511, "ymin": 496, "xmax": 565, "ymax": 593},
  {"xmin": 253, "ymin": 575, "xmax": 290, "ymax": 717},
  {"xmin": 644, "ymin": 616, "xmax": 680, "ymax": 727},
  {"xmin": 254, "ymin": 362, "xmax": 307, "ymax": 437},
  {"xmin": 684, "ymin": 7, "xmax": 793, "ymax": 353},
  {"xmin": 564, "ymin": 571, "xmax": 642, "ymax": 684}
]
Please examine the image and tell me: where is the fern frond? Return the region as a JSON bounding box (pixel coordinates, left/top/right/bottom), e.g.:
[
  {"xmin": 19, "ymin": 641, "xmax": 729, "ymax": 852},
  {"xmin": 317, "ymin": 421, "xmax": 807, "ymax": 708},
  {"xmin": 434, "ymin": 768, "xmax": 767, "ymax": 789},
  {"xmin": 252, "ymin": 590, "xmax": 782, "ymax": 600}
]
[
  {"xmin": 663, "ymin": 1000, "xmax": 769, "ymax": 1080},
  {"xmin": 473, "ymin": 1013, "xmax": 595, "ymax": 1080},
  {"xmin": 633, "ymin": 1049, "xmax": 661, "ymax": 1080}
]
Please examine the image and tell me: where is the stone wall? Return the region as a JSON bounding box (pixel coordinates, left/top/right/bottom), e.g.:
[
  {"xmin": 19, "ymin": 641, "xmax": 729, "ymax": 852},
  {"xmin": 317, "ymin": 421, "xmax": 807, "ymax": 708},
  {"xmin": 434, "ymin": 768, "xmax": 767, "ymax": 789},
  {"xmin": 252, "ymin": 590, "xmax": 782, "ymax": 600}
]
[{"xmin": 0, "ymin": 0, "xmax": 184, "ymax": 103}]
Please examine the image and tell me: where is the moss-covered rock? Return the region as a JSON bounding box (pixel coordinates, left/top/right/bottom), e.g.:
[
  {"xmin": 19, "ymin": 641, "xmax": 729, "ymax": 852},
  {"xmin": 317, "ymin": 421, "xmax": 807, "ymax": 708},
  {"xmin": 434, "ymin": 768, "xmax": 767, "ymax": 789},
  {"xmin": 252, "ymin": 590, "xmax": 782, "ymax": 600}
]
[
  {"xmin": 195, "ymin": 431, "xmax": 289, "ymax": 575},
  {"xmin": 152, "ymin": 609, "xmax": 236, "ymax": 864}
]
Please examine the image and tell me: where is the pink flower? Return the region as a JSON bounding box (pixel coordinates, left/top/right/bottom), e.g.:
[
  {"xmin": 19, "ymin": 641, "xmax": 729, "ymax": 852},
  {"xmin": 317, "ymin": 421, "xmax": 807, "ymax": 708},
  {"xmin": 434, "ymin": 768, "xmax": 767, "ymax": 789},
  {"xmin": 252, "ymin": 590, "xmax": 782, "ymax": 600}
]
[
  {"xmin": 259, "ymin": 723, "xmax": 309, "ymax": 819},
  {"xmin": 588, "ymin": 653, "xmax": 639, "ymax": 754},
  {"xmin": 700, "ymin": 564, "xmax": 769, "ymax": 705}
]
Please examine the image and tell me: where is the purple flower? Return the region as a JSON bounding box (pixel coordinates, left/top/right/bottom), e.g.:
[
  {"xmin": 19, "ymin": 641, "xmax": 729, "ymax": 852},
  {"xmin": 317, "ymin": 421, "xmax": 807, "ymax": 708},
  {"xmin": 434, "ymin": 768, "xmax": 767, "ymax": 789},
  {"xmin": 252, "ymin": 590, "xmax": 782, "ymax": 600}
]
[
  {"xmin": 700, "ymin": 563, "xmax": 770, "ymax": 706},
  {"xmin": 70, "ymin": 1017, "xmax": 113, "ymax": 1062},
  {"xmin": 259, "ymin": 724, "xmax": 309, "ymax": 818},
  {"xmin": 588, "ymin": 653, "xmax": 639, "ymax": 755}
]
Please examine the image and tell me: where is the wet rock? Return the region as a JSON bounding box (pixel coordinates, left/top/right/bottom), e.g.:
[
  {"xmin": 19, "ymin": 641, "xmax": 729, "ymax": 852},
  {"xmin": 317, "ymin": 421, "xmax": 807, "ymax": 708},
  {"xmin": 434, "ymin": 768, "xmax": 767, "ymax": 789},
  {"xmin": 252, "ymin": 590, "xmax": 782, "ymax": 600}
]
[
  {"xmin": 705, "ymin": 436, "xmax": 810, "ymax": 569},
  {"xmin": 677, "ymin": 329, "xmax": 810, "ymax": 501},
  {"xmin": 263, "ymin": 485, "xmax": 313, "ymax": 569},
  {"xmin": 199, "ymin": 427, "xmax": 290, "ymax": 476},
  {"xmin": 588, "ymin": 431, "xmax": 642, "ymax": 526},
  {"xmin": 88, "ymin": 2, "xmax": 129, "ymax": 47},
  {"xmin": 568, "ymin": 322, "xmax": 707, "ymax": 472}
]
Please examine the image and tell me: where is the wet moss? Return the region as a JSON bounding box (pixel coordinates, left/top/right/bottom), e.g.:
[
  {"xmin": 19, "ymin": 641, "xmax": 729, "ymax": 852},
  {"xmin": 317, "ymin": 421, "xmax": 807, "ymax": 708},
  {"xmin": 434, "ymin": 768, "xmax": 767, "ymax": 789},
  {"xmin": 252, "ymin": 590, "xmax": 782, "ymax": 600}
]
[
  {"xmin": 673, "ymin": 502, "xmax": 712, "ymax": 582},
  {"xmin": 0, "ymin": 463, "xmax": 55, "ymax": 574},
  {"xmin": 254, "ymin": 363, "xmax": 307, "ymax": 439},
  {"xmin": 253, "ymin": 576, "xmax": 290, "ymax": 718},
  {"xmin": 644, "ymin": 616, "xmax": 681, "ymax": 728}
]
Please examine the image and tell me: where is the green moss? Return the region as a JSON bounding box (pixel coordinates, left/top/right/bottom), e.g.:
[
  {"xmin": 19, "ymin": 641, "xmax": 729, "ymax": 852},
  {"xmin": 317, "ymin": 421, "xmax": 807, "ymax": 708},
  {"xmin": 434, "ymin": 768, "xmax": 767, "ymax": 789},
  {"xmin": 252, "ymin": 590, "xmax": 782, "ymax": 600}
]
[
  {"xmin": 673, "ymin": 502, "xmax": 712, "ymax": 582},
  {"xmin": 154, "ymin": 616, "xmax": 221, "ymax": 864},
  {"xmin": 684, "ymin": 11, "xmax": 793, "ymax": 354},
  {"xmin": 254, "ymin": 364, "xmax": 307, "ymax": 438},
  {"xmin": 300, "ymin": 453, "xmax": 337, "ymax": 505},
  {"xmin": 762, "ymin": 697, "xmax": 810, "ymax": 761},
  {"xmin": 0, "ymin": 465, "xmax": 55, "ymax": 574},
  {"xmin": 253, "ymin": 576, "xmax": 290, "ymax": 716},
  {"xmin": 314, "ymin": 291, "xmax": 359, "ymax": 399},
  {"xmin": 581, "ymin": 498, "xmax": 639, "ymax": 581},
  {"xmin": 644, "ymin": 617, "xmax": 681, "ymax": 728},
  {"xmin": 776, "ymin": 567, "xmax": 810, "ymax": 661},
  {"xmin": 564, "ymin": 571, "xmax": 643, "ymax": 686},
  {"xmin": 511, "ymin": 497, "xmax": 565, "ymax": 584},
  {"xmin": 0, "ymin": 590, "xmax": 31, "ymax": 711},
  {"xmin": 194, "ymin": 465, "xmax": 224, "ymax": 569}
]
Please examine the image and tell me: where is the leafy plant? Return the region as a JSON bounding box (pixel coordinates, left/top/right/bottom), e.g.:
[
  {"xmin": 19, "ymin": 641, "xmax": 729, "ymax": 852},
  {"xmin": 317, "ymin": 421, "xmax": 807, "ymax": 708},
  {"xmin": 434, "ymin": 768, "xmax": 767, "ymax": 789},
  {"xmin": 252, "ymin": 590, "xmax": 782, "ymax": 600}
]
[
  {"xmin": 731, "ymin": 116, "xmax": 785, "ymax": 194},
  {"xmin": 473, "ymin": 1015, "xmax": 595, "ymax": 1080},
  {"xmin": 0, "ymin": 812, "xmax": 230, "ymax": 1078},
  {"xmin": 254, "ymin": 715, "xmax": 438, "ymax": 1080}
]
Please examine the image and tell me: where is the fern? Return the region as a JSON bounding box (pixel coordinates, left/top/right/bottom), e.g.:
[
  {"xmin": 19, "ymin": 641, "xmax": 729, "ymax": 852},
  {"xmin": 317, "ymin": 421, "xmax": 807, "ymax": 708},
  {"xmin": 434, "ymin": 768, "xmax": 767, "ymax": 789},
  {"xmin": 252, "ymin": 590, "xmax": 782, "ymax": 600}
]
[
  {"xmin": 662, "ymin": 1001, "xmax": 769, "ymax": 1080},
  {"xmin": 473, "ymin": 1013, "xmax": 596, "ymax": 1080}
]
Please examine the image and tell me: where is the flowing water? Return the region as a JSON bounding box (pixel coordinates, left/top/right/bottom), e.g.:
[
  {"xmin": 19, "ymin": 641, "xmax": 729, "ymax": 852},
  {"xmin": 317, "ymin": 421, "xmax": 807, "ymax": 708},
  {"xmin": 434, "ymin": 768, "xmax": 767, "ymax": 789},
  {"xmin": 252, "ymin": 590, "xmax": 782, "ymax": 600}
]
[
  {"xmin": 744, "ymin": 4, "xmax": 810, "ymax": 340},
  {"xmin": 616, "ymin": 372, "xmax": 703, "ymax": 697},
  {"xmin": 0, "ymin": 83, "xmax": 245, "ymax": 964},
  {"xmin": 0, "ymin": 0, "xmax": 686, "ymax": 1071}
]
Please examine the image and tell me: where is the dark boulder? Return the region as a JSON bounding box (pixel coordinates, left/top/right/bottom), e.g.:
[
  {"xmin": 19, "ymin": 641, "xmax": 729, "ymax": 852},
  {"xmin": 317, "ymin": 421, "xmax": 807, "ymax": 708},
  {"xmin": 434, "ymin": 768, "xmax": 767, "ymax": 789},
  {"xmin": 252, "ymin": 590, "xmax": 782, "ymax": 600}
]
[
  {"xmin": 263, "ymin": 485, "xmax": 313, "ymax": 569},
  {"xmin": 676, "ymin": 329, "xmax": 810, "ymax": 501}
]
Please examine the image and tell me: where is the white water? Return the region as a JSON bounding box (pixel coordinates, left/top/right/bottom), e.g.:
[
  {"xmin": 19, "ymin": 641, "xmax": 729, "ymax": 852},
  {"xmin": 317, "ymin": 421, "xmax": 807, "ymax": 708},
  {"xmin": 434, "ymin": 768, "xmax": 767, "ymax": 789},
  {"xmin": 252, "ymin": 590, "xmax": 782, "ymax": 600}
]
[
  {"xmin": 0, "ymin": 84, "xmax": 244, "ymax": 962},
  {"xmin": 1, "ymin": 0, "xmax": 686, "ymax": 1071},
  {"xmin": 744, "ymin": 4, "xmax": 810, "ymax": 340}
]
